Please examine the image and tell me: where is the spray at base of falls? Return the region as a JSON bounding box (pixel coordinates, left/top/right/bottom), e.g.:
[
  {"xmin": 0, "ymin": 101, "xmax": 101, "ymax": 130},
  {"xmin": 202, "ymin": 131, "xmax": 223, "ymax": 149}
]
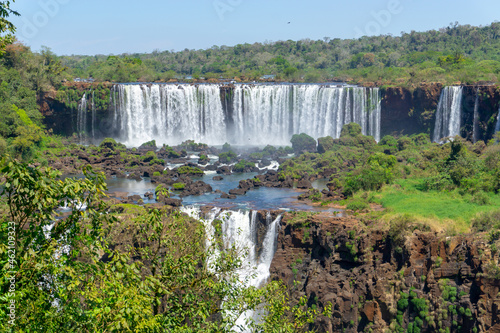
[{"xmin": 113, "ymin": 84, "xmax": 381, "ymax": 146}]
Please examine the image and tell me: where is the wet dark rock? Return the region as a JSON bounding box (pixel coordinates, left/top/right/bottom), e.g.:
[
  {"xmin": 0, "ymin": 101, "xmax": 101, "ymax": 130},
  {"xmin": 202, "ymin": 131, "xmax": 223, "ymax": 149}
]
[
  {"xmin": 127, "ymin": 173, "xmax": 142, "ymax": 181},
  {"xmin": 157, "ymin": 196, "xmax": 182, "ymax": 207},
  {"xmin": 297, "ymin": 179, "xmax": 312, "ymax": 189},
  {"xmin": 221, "ymin": 192, "xmax": 237, "ymax": 199},
  {"xmin": 205, "ymin": 164, "xmax": 217, "ymax": 171},
  {"xmin": 180, "ymin": 181, "xmax": 213, "ymax": 197},
  {"xmin": 259, "ymin": 159, "xmax": 272, "ymax": 168},
  {"xmin": 238, "ymin": 179, "xmax": 255, "ymax": 190},
  {"xmin": 213, "ymin": 175, "xmax": 224, "ymax": 181},
  {"xmin": 128, "ymin": 194, "xmax": 142, "ymax": 202},
  {"xmin": 229, "ymin": 188, "xmax": 247, "ymax": 196},
  {"xmin": 217, "ymin": 166, "xmax": 232, "ymax": 175}
]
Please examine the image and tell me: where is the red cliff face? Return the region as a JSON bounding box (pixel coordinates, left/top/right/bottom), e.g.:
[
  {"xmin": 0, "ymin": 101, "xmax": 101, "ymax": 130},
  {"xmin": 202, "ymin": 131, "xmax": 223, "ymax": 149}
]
[{"xmin": 270, "ymin": 214, "xmax": 500, "ymax": 332}]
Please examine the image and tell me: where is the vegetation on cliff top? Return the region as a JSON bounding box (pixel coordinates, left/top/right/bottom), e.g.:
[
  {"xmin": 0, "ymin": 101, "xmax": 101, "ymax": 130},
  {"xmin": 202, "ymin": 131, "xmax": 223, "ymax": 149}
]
[{"xmin": 60, "ymin": 22, "xmax": 500, "ymax": 86}]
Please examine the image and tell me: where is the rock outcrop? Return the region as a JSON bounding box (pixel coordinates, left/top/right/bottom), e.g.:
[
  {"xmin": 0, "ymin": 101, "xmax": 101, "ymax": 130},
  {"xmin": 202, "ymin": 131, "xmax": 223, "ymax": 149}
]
[{"xmin": 270, "ymin": 213, "xmax": 499, "ymax": 332}]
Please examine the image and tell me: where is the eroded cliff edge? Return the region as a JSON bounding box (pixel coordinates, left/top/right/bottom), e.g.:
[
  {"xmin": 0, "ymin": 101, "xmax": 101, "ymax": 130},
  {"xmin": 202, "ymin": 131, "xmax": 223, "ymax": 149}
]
[{"xmin": 270, "ymin": 213, "xmax": 500, "ymax": 332}]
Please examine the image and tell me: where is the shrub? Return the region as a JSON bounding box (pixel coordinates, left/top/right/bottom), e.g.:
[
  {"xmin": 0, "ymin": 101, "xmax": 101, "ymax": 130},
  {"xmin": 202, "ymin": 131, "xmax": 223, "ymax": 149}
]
[
  {"xmin": 469, "ymin": 191, "xmax": 490, "ymax": 205},
  {"xmin": 162, "ymin": 145, "xmax": 181, "ymax": 158},
  {"xmin": 172, "ymin": 182, "xmax": 185, "ymax": 190},
  {"xmin": 343, "ymin": 155, "xmax": 396, "ymax": 196},
  {"xmin": 198, "ymin": 154, "xmax": 209, "ymax": 164},
  {"xmin": 388, "ymin": 214, "xmax": 430, "ymax": 248},
  {"xmin": 379, "ymin": 135, "xmax": 398, "ymax": 154},
  {"xmin": 99, "ymin": 137, "xmax": 123, "ymax": 150},
  {"xmin": 222, "ymin": 142, "xmax": 231, "ymax": 152},
  {"xmin": 11, "ymin": 124, "xmax": 44, "ymax": 160},
  {"xmin": 176, "ymin": 166, "xmax": 204, "ymax": 175},
  {"xmin": 219, "ymin": 150, "xmax": 237, "ymax": 163},
  {"xmin": 397, "ymin": 136, "xmax": 413, "ymax": 151},
  {"xmin": 379, "ymin": 135, "xmax": 397, "ymax": 146},
  {"xmin": 317, "ymin": 136, "xmax": 334, "ymax": 153},
  {"xmin": 346, "ymin": 200, "xmax": 369, "ymax": 211},
  {"xmin": 0, "ymin": 136, "xmax": 6, "ymax": 155},
  {"xmin": 139, "ymin": 140, "xmax": 157, "ymax": 149},
  {"xmin": 411, "ymin": 133, "xmax": 430, "ymax": 146},
  {"xmin": 249, "ymin": 152, "xmax": 264, "ymax": 160},
  {"xmin": 142, "ymin": 151, "xmax": 157, "ymax": 162},
  {"xmin": 181, "ymin": 140, "xmax": 208, "ymax": 151},
  {"xmin": 471, "ymin": 210, "xmax": 500, "ymax": 232},
  {"xmin": 155, "ymin": 183, "xmax": 169, "ymax": 196},
  {"xmin": 418, "ymin": 173, "xmax": 454, "ymax": 191},
  {"xmin": 340, "ymin": 123, "xmax": 362, "ymax": 137},
  {"xmin": 152, "ymin": 171, "xmax": 161, "ymax": 177},
  {"xmin": 263, "ymin": 145, "xmax": 277, "ymax": 156},
  {"xmin": 290, "ymin": 133, "xmax": 316, "ymax": 154},
  {"xmin": 233, "ymin": 159, "xmax": 255, "ymax": 172}
]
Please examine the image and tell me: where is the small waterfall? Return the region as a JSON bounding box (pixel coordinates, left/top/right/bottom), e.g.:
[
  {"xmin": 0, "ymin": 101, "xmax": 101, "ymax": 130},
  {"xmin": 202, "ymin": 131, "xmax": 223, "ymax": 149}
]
[
  {"xmin": 182, "ymin": 206, "xmax": 281, "ymax": 331},
  {"xmin": 433, "ymin": 86, "xmax": 463, "ymax": 142},
  {"xmin": 114, "ymin": 84, "xmax": 381, "ymax": 146},
  {"xmin": 77, "ymin": 93, "xmax": 87, "ymax": 143},
  {"xmin": 473, "ymin": 88, "xmax": 480, "ymax": 143},
  {"xmin": 91, "ymin": 91, "xmax": 96, "ymax": 140},
  {"xmin": 183, "ymin": 207, "xmax": 280, "ymax": 286},
  {"xmin": 495, "ymin": 105, "xmax": 500, "ymax": 142}
]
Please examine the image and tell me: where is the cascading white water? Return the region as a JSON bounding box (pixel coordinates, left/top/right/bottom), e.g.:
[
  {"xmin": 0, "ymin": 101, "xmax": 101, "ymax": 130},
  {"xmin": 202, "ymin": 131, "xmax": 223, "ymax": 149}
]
[
  {"xmin": 115, "ymin": 84, "xmax": 226, "ymax": 146},
  {"xmin": 433, "ymin": 86, "xmax": 463, "ymax": 142},
  {"xmin": 472, "ymin": 88, "xmax": 480, "ymax": 143},
  {"xmin": 114, "ymin": 84, "xmax": 381, "ymax": 146},
  {"xmin": 91, "ymin": 91, "xmax": 96, "ymax": 139},
  {"xmin": 77, "ymin": 93, "xmax": 87, "ymax": 143},
  {"xmin": 182, "ymin": 207, "xmax": 280, "ymax": 286},
  {"xmin": 495, "ymin": 105, "xmax": 500, "ymax": 142},
  {"xmin": 181, "ymin": 206, "xmax": 281, "ymax": 331}
]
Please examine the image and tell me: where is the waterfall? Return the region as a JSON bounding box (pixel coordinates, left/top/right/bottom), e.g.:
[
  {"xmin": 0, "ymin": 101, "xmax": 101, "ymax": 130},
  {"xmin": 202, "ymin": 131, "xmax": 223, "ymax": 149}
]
[
  {"xmin": 473, "ymin": 88, "xmax": 479, "ymax": 143},
  {"xmin": 495, "ymin": 105, "xmax": 500, "ymax": 142},
  {"xmin": 181, "ymin": 206, "xmax": 281, "ymax": 331},
  {"xmin": 182, "ymin": 207, "xmax": 280, "ymax": 286},
  {"xmin": 113, "ymin": 84, "xmax": 381, "ymax": 146},
  {"xmin": 433, "ymin": 86, "xmax": 463, "ymax": 142},
  {"xmin": 116, "ymin": 84, "xmax": 226, "ymax": 146},
  {"xmin": 91, "ymin": 91, "xmax": 96, "ymax": 140},
  {"xmin": 77, "ymin": 93, "xmax": 87, "ymax": 143}
]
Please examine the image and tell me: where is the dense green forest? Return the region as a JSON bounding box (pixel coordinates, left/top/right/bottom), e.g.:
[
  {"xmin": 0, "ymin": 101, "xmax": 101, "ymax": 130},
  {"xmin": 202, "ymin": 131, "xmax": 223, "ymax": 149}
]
[
  {"xmin": 2, "ymin": 1, "xmax": 500, "ymax": 330},
  {"xmin": 61, "ymin": 22, "xmax": 500, "ymax": 85}
]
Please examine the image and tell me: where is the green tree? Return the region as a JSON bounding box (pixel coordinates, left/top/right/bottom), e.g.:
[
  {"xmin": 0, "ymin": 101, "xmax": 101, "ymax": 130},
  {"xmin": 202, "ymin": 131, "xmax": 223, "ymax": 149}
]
[
  {"xmin": 0, "ymin": 160, "xmax": 111, "ymax": 331},
  {"xmin": 0, "ymin": 1, "xmax": 19, "ymax": 56}
]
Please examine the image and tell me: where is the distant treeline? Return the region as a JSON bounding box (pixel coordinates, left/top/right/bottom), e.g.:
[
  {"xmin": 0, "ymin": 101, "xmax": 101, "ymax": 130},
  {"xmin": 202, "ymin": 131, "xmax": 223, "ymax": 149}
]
[{"xmin": 59, "ymin": 22, "xmax": 500, "ymax": 86}]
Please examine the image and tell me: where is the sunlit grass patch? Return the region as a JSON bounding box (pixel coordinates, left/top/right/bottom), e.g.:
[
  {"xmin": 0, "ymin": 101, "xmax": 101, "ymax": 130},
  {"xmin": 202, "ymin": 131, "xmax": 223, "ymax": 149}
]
[{"xmin": 373, "ymin": 179, "xmax": 500, "ymax": 233}]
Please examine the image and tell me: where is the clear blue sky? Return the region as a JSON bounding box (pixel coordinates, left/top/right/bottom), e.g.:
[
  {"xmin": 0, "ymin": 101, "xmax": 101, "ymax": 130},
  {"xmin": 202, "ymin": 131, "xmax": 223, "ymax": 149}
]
[{"xmin": 9, "ymin": 0, "xmax": 500, "ymax": 55}]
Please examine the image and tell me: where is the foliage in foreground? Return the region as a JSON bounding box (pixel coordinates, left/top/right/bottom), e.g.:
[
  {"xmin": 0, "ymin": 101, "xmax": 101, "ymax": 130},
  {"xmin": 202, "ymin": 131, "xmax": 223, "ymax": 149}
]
[{"xmin": 0, "ymin": 160, "xmax": 327, "ymax": 332}]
